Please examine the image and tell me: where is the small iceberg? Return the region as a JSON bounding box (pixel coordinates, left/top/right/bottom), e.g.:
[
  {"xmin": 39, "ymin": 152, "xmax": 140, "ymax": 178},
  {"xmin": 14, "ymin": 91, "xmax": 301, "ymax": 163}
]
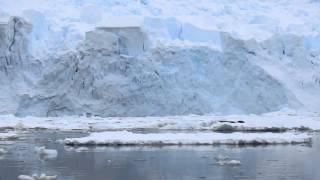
[
  {"xmin": 0, "ymin": 132, "xmax": 18, "ymax": 140},
  {"xmin": 215, "ymin": 154, "xmax": 241, "ymax": 166},
  {"xmin": 35, "ymin": 146, "xmax": 58, "ymax": 159},
  {"xmin": 217, "ymin": 159, "xmax": 241, "ymax": 166},
  {"xmin": 18, "ymin": 174, "xmax": 57, "ymax": 180},
  {"xmin": 215, "ymin": 154, "xmax": 230, "ymax": 161},
  {"xmin": 17, "ymin": 175, "xmax": 34, "ymax": 180},
  {"xmin": 0, "ymin": 148, "xmax": 8, "ymax": 159},
  {"xmin": 0, "ymin": 148, "xmax": 8, "ymax": 154}
]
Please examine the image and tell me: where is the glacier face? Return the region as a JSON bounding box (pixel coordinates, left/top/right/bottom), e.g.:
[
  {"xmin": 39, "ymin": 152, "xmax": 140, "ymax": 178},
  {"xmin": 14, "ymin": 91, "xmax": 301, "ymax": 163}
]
[
  {"xmin": 16, "ymin": 41, "xmax": 297, "ymax": 117},
  {"xmin": 1, "ymin": 18, "xmax": 307, "ymax": 117},
  {"xmin": 0, "ymin": 17, "xmax": 42, "ymax": 114},
  {"xmin": 0, "ymin": 17, "xmax": 32, "ymax": 75},
  {"xmin": 0, "ymin": 0, "xmax": 319, "ymax": 117}
]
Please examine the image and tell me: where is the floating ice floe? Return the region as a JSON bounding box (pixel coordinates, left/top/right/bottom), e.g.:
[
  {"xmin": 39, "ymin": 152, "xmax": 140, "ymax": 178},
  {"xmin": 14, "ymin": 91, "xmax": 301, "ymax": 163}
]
[
  {"xmin": 63, "ymin": 131, "xmax": 312, "ymax": 146},
  {"xmin": 215, "ymin": 154, "xmax": 230, "ymax": 161},
  {"xmin": 34, "ymin": 147, "xmax": 58, "ymax": 159},
  {"xmin": 18, "ymin": 175, "xmax": 34, "ymax": 180},
  {"xmin": 217, "ymin": 159, "xmax": 241, "ymax": 166},
  {"xmin": 215, "ymin": 155, "xmax": 241, "ymax": 166},
  {"xmin": 18, "ymin": 174, "xmax": 57, "ymax": 180},
  {"xmin": 0, "ymin": 148, "xmax": 8, "ymax": 154},
  {"xmin": 0, "ymin": 132, "xmax": 18, "ymax": 140}
]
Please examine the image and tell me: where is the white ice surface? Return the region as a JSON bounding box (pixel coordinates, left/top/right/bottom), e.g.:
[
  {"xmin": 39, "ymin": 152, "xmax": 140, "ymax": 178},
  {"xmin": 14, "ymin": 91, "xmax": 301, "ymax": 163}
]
[
  {"xmin": 0, "ymin": 111, "xmax": 319, "ymax": 131},
  {"xmin": 1, "ymin": 0, "xmax": 320, "ymax": 57},
  {"xmin": 63, "ymin": 131, "xmax": 311, "ymax": 145}
]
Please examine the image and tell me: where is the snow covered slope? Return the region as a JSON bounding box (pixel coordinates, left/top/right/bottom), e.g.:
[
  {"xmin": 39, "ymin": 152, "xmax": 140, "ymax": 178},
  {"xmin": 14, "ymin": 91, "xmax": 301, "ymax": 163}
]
[
  {"xmin": 0, "ymin": 1, "xmax": 319, "ymax": 117},
  {"xmin": 1, "ymin": 0, "xmax": 320, "ymax": 57}
]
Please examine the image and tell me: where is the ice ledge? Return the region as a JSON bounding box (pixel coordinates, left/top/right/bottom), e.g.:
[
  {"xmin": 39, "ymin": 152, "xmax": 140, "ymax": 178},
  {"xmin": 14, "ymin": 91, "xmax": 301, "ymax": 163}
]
[
  {"xmin": 63, "ymin": 131, "xmax": 312, "ymax": 146},
  {"xmin": 1, "ymin": 111, "xmax": 320, "ymax": 132}
]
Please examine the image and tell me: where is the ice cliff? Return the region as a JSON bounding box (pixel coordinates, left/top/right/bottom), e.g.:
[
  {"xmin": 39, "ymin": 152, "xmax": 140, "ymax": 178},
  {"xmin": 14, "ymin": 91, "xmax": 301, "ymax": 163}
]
[
  {"xmin": 0, "ymin": 17, "xmax": 42, "ymax": 114},
  {"xmin": 0, "ymin": 12, "xmax": 319, "ymax": 117},
  {"xmin": 0, "ymin": 17, "xmax": 32, "ymax": 77}
]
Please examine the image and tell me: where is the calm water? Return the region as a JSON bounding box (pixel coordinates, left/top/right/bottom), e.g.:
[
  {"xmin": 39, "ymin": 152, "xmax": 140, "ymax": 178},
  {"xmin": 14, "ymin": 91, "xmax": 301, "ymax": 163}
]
[{"xmin": 0, "ymin": 131, "xmax": 319, "ymax": 180}]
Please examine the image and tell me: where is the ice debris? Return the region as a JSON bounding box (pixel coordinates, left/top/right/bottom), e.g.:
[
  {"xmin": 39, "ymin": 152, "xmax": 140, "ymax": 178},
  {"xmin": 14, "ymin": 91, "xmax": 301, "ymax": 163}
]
[
  {"xmin": 34, "ymin": 146, "xmax": 58, "ymax": 159},
  {"xmin": 217, "ymin": 159, "xmax": 241, "ymax": 166},
  {"xmin": 0, "ymin": 132, "xmax": 18, "ymax": 140},
  {"xmin": 0, "ymin": 148, "xmax": 8, "ymax": 154},
  {"xmin": 18, "ymin": 174, "xmax": 57, "ymax": 180},
  {"xmin": 215, "ymin": 155, "xmax": 241, "ymax": 166}
]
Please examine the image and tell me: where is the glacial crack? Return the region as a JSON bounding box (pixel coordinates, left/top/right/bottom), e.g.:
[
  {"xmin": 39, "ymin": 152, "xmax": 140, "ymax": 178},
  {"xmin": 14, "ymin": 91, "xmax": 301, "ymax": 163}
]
[{"xmin": 8, "ymin": 17, "xmax": 18, "ymax": 52}]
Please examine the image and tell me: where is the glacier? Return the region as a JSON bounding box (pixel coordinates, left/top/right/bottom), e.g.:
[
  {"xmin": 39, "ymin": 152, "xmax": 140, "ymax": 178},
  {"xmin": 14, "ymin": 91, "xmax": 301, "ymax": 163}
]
[
  {"xmin": 1, "ymin": 2, "xmax": 320, "ymax": 180},
  {"xmin": 0, "ymin": 0, "xmax": 319, "ymax": 117}
]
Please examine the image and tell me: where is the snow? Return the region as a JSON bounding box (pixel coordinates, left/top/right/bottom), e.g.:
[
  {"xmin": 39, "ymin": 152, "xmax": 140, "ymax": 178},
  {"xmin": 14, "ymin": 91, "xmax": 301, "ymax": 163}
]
[
  {"xmin": 1, "ymin": 0, "xmax": 320, "ymax": 57},
  {"xmin": 63, "ymin": 131, "xmax": 311, "ymax": 146},
  {"xmin": 0, "ymin": 111, "xmax": 319, "ymax": 132}
]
